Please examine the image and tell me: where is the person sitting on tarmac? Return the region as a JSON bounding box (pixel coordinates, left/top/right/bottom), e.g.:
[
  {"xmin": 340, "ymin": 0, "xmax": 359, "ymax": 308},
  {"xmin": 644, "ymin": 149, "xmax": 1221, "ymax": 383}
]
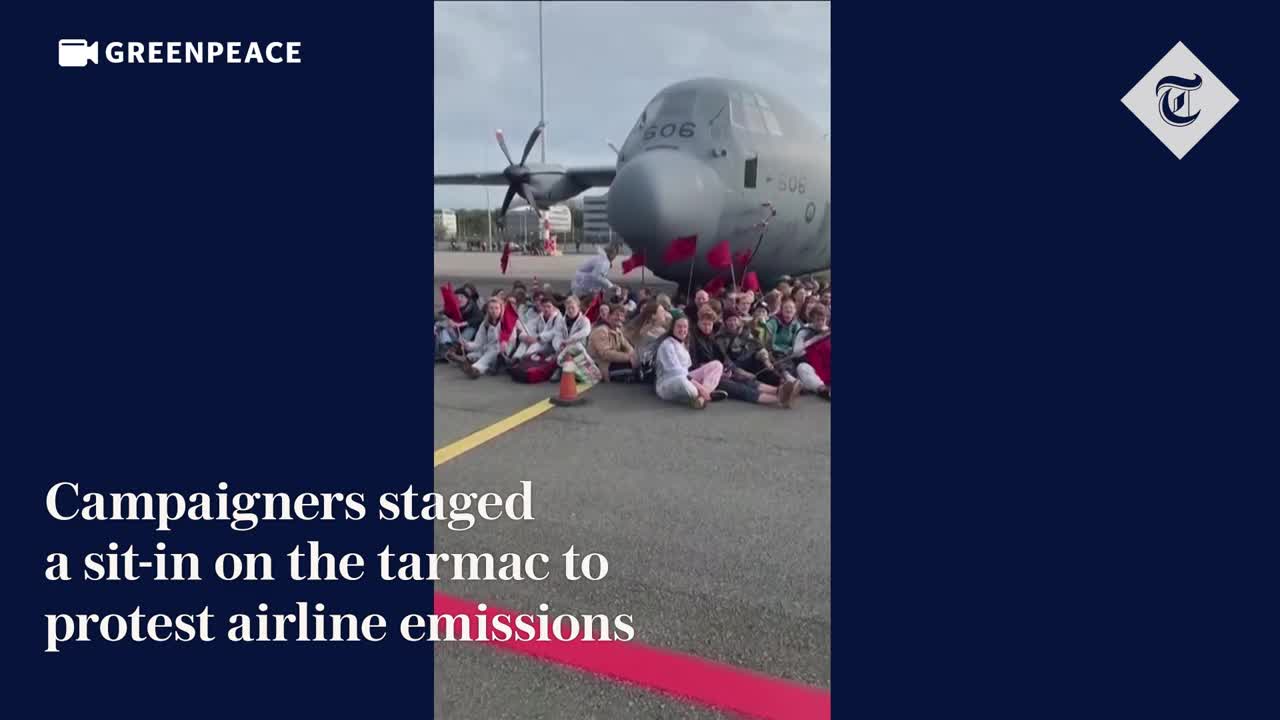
[
  {"xmin": 718, "ymin": 310, "xmax": 786, "ymax": 388},
  {"xmin": 734, "ymin": 291, "xmax": 754, "ymax": 318},
  {"xmin": 690, "ymin": 307, "xmax": 795, "ymax": 408},
  {"xmin": 624, "ymin": 299, "xmax": 672, "ymax": 376},
  {"xmin": 763, "ymin": 290, "xmax": 782, "ymax": 317},
  {"xmin": 588, "ymin": 304, "xmax": 640, "ymax": 382},
  {"xmin": 512, "ymin": 295, "xmax": 564, "ymax": 362},
  {"xmin": 570, "ymin": 243, "xmax": 619, "ymax": 296},
  {"xmin": 747, "ymin": 303, "xmax": 775, "ymax": 355},
  {"xmin": 553, "ymin": 295, "xmax": 592, "ymax": 357},
  {"xmin": 767, "ymin": 298, "xmax": 805, "ymax": 357},
  {"xmin": 684, "ymin": 288, "xmax": 710, "ymax": 320},
  {"xmin": 790, "ymin": 302, "xmax": 832, "ymax": 400},
  {"xmin": 799, "ymin": 296, "xmax": 822, "ymax": 324},
  {"xmin": 448, "ymin": 297, "xmax": 507, "ymax": 379},
  {"xmin": 653, "ymin": 315, "xmax": 723, "ymax": 410},
  {"xmin": 608, "ymin": 285, "xmax": 637, "ymax": 316},
  {"xmin": 634, "ymin": 287, "xmax": 653, "ymax": 313},
  {"xmin": 435, "ymin": 289, "xmax": 485, "ymax": 354}
]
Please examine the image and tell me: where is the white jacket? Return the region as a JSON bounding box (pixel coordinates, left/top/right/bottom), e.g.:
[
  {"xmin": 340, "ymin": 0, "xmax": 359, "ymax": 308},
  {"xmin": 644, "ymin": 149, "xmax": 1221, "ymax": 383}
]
[
  {"xmin": 464, "ymin": 320, "xmax": 504, "ymax": 357},
  {"xmin": 530, "ymin": 311, "xmax": 566, "ymax": 345},
  {"xmin": 571, "ymin": 254, "xmax": 615, "ymax": 296},
  {"xmin": 555, "ymin": 312, "xmax": 592, "ymax": 353},
  {"xmin": 654, "ymin": 337, "xmax": 692, "ymax": 389}
]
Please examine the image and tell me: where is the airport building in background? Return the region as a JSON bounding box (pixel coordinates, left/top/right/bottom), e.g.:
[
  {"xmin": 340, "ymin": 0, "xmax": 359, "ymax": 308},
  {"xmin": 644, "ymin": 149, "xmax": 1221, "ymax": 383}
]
[
  {"xmin": 583, "ymin": 193, "xmax": 613, "ymax": 246},
  {"xmin": 433, "ymin": 208, "xmax": 457, "ymax": 241},
  {"xmin": 501, "ymin": 204, "xmax": 572, "ymax": 245}
]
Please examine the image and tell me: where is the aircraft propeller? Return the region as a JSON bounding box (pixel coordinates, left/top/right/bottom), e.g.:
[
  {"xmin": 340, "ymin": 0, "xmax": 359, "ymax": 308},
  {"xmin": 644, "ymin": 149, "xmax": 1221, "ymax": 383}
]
[{"xmin": 494, "ymin": 122, "xmax": 545, "ymax": 229}]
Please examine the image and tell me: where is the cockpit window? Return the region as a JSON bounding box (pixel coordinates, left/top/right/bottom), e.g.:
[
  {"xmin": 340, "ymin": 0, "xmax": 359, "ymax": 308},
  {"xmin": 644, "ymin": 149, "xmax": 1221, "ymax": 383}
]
[
  {"xmin": 659, "ymin": 90, "xmax": 696, "ymax": 120},
  {"xmin": 636, "ymin": 95, "xmax": 665, "ymax": 129},
  {"xmin": 730, "ymin": 90, "xmax": 783, "ymax": 137}
]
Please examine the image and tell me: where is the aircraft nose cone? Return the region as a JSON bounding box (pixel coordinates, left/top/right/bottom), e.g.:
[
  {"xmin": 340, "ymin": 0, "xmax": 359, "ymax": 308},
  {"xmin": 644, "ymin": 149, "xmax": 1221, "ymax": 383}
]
[{"xmin": 608, "ymin": 150, "xmax": 724, "ymax": 271}]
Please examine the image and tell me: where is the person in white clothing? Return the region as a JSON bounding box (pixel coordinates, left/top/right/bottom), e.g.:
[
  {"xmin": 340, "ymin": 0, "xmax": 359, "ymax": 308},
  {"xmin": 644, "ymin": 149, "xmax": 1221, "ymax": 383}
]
[
  {"xmin": 449, "ymin": 297, "xmax": 506, "ymax": 379},
  {"xmin": 512, "ymin": 296, "xmax": 564, "ymax": 362},
  {"xmin": 570, "ymin": 244, "xmax": 619, "ymax": 296},
  {"xmin": 653, "ymin": 315, "xmax": 724, "ymax": 409},
  {"xmin": 554, "ymin": 295, "xmax": 593, "ymax": 358}
]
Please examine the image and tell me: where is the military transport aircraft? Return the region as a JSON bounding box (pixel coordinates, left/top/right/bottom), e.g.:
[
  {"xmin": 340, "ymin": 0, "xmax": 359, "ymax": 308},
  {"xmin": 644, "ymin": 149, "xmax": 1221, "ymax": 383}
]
[{"xmin": 433, "ymin": 77, "xmax": 831, "ymax": 286}]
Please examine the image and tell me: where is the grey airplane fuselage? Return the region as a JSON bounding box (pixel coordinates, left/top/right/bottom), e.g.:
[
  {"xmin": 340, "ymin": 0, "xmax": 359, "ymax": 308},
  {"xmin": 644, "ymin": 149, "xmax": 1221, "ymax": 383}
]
[{"xmin": 607, "ymin": 78, "xmax": 830, "ymax": 287}]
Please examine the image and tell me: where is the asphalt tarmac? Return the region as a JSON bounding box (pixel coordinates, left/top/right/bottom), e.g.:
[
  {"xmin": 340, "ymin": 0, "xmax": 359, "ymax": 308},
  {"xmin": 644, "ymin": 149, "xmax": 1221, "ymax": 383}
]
[{"xmin": 433, "ymin": 252, "xmax": 830, "ymax": 718}]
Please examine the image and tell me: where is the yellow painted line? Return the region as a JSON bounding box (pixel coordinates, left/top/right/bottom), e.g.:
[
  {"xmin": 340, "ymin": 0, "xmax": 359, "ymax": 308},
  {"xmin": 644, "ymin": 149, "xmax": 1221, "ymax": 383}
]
[{"xmin": 433, "ymin": 382, "xmax": 594, "ymax": 468}]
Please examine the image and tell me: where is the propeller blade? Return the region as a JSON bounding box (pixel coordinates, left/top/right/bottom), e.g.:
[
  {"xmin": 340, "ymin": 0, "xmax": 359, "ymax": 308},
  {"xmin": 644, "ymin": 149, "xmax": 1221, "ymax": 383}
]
[
  {"xmin": 520, "ymin": 122, "xmax": 545, "ymax": 165},
  {"xmin": 497, "ymin": 185, "xmax": 518, "ymax": 228},
  {"xmin": 517, "ymin": 183, "xmax": 540, "ymax": 218},
  {"xmin": 495, "ymin": 129, "xmax": 515, "ymax": 167}
]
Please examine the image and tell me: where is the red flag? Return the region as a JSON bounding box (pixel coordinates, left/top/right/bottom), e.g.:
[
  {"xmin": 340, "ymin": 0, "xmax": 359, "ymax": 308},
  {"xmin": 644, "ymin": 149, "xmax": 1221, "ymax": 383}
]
[
  {"xmin": 703, "ymin": 274, "xmax": 729, "ymax": 295},
  {"xmin": 621, "ymin": 251, "xmax": 646, "ymax": 274},
  {"xmin": 499, "ymin": 302, "xmax": 520, "ymax": 344},
  {"xmin": 661, "ymin": 235, "xmax": 697, "ymax": 265},
  {"xmin": 440, "ymin": 282, "xmax": 463, "ymax": 323},
  {"xmin": 706, "ymin": 240, "xmax": 732, "ymax": 269},
  {"xmin": 804, "ymin": 335, "xmax": 832, "ymax": 386},
  {"xmin": 742, "ymin": 271, "xmax": 761, "ymax": 293},
  {"xmin": 500, "ymin": 242, "xmax": 512, "ymax": 275},
  {"xmin": 733, "ymin": 248, "xmax": 753, "ymax": 272},
  {"xmin": 584, "ymin": 291, "xmax": 604, "ymax": 323}
]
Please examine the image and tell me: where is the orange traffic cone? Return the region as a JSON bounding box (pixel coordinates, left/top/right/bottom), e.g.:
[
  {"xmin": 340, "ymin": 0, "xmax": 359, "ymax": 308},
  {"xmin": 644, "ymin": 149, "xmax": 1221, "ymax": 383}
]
[{"xmin": 550, "ymin": 362, "xmax": 587, "ymax": 407}]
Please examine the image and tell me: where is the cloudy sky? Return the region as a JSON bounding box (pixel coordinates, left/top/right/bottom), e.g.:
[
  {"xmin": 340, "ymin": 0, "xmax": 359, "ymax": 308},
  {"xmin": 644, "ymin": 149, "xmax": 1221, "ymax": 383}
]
[{"xmin": 434, "ymin": 0, "xmax": 830, "ymax": 209}]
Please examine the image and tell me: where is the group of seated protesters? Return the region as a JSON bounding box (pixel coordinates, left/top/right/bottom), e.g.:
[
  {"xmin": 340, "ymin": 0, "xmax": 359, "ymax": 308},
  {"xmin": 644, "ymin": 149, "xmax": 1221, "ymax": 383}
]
[{"xmin": 434, "ymin": 274, "xmax": 831, "ymax": 410}]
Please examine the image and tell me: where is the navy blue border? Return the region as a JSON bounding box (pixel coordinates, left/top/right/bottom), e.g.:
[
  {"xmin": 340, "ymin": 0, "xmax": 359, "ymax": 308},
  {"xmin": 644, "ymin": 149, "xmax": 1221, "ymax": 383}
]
[
  {"xmin": 840, "ymin": 2, "xmax": 1278, "ymax": 715},
  {"xmin": 10, "ymin": 2, "xmax": 434, "ymax": 716}
]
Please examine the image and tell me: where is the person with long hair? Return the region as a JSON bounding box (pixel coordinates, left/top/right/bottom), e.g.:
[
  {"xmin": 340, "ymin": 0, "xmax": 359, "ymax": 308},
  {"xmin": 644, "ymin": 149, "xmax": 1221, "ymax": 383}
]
[
  {"xmin": 624, "ymin": 299, "xmax": 672, "ymax": 369},
  {"xmin": 653, "ymin": 316, "xmax": 723, "ymax": 409},
  {"xmin": 448, "ymin": 297, "xmax": 507, "ymax": 379}
]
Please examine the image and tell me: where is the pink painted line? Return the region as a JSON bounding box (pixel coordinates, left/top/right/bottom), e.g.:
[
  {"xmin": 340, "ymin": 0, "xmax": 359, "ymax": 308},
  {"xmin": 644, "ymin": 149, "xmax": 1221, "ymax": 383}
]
[{"xmin": 434, "ymin": 592, "xmax": 831, "ymax": 720}]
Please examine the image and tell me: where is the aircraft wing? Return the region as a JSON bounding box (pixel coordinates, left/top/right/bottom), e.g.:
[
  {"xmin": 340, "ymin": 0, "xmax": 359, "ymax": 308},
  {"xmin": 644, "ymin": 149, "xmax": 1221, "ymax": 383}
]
[
  {"xmin": 565, "ymin": 165, "xmax": 616, "ymax": 189},
  {"xmin": 433, "ymin": 172, "xmax": 509, "ymax": 186}
]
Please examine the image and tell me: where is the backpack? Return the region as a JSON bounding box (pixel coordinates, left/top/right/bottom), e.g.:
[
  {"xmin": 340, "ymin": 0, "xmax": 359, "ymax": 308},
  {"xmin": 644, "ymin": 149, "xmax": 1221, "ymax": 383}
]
[{"xmin": 508, "ymin": 356, "xmax": 557, "ymax": 384}]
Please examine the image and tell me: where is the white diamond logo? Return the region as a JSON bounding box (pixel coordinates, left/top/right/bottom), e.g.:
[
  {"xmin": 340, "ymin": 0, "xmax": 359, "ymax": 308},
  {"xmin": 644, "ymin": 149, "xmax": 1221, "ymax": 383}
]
[{"xmin": 1121, "ymin": 42, "xmax": 1238, "ymax": 159}]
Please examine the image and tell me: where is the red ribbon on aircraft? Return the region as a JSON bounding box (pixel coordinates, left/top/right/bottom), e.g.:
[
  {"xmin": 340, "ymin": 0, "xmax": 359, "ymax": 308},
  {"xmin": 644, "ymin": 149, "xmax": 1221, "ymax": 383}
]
[
  {"xmin": 703, "ymin": 274, "xmax": 730, "ymax": 295},
  {"xmin": 621, "ymin": 251, "xmax": 646, "ymax": 274},
  {"xmin": 662, "ymin": 235, "xmax": 698, "ymax": 265},
  {"xmin": 706, "ymin": 240, "xmax": 733, "ymax": 270}
]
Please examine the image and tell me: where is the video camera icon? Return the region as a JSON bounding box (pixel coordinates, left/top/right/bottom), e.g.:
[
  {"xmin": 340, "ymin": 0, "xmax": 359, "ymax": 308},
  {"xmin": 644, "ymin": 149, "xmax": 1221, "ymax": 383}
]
[{"xmin": 59, "ymin": 39, "xmax": 99, "ymax": 67}]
